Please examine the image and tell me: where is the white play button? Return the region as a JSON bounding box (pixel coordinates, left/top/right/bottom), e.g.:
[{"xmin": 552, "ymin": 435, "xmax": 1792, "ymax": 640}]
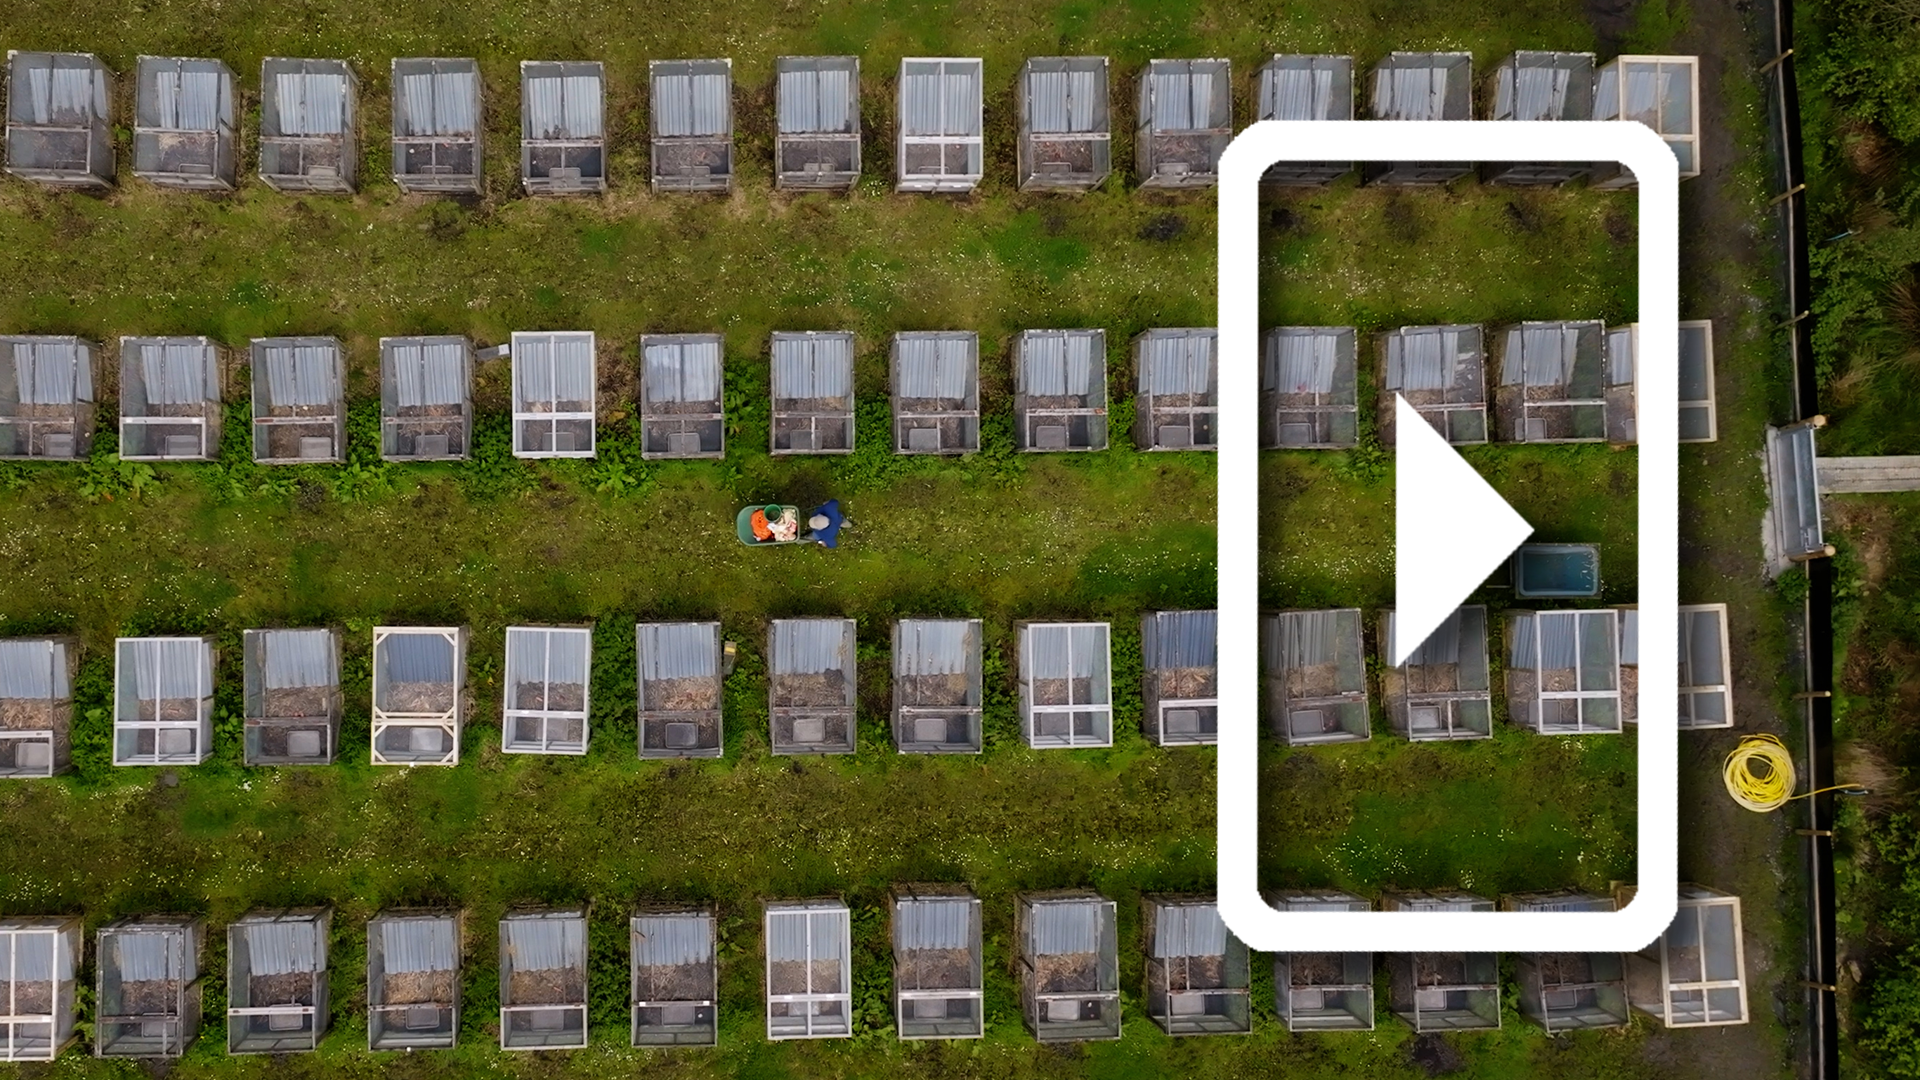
[{"xmin": 1393, "ymin": 394, "xmax": 1534, "ymax": 665}]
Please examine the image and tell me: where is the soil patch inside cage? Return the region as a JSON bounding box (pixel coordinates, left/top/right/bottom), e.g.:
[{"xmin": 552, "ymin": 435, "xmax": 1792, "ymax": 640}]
[
  {"xmin": 1415, "ymin": 955, "xmax": 1469, "ymax": 987},
  {"xmin": 0, "ymin": 699, "xmax": 58, "ymax": 730},
  {"xmin": 1150, "ymin": 134, "xmax": 1222, "ymax": 171},
  {"xmin": 509, "ymin": 967, "xmax": 585, "ymax": 1005},
  {"xmin": 248, "ymin": 971, "xmax": 314, "ymax": 1007},
  {"xmin": 654, "ymin": 141, "xmax": 732, "ymax": 177},
  {"xmin": 645, "ymin": 677, "xmax": 720, "ymax": 712},
  {"xmin": 514, "ymin": 682, "xmax": 585, "ymax": 712},
  {"xmin": 381, "ymin": 969, "xmax": 454, "ymax": 1006},
  {"xmin": 767, "ymin": 959, "xmax": 842, "ymax": 996},
  {"xmin": 1537, "ymin": 954, "xmax": 1600, "ymax": 985},
  {"xmin": 382, "ymin": 681, "xmax": 455, "ymax": 714},
  {"xmin": 897, "ymin": 673, "xmax": 972, "ymax": 708},
  {"xmin": 1034, "ymin": 953, "xmax": 1097, "ymax": 995},
  {"xmin": 1172, "ymin": 953, "xmax": 1225, "ymax": 990},
  {"xmin": 1151, "ymin": 667, "xmax": 1215, "ymax": 702},
  {"xmin": 1620, "ymin": 664, "xmax": 1639, "ymax": 721},
  {"xmin": 900, "ymin": 947, "xmax": 973, "ymax": 990},
  {"xmin": 772, "ymin": 671, "xmax": 848, "ymax": 709},
  {"xmin": 1030, "ymin": 137, "xmax": 1097, "ymax": 174},
  {"xmin": 1289, "ymin": 953, "xmax": 1352, "ymax": 986},
  {"xmin": 264, "ymin": 686, "xmax": 333, "ymax": 719},
  {"xmin": 136, "ymin": 698, "xmax": 201, "ymax": 721},
  {"xmin": 1021, "ymin": 394, "xmax": 1093, "ymax": 411},
  {"xmin": 116, "ymin": 978, "xmax": 179, "ymax": 1016},
  {"xmin": 635, "ymin": 961, "xmax": 712, "ymax": 1002},
  {"xmin": 1029, "ymin": 677, "xmax": 1094, "ymax": 708},
  {"xmin": 6, "ymin": 980, "xmax": 53, "ymax": 1015}
]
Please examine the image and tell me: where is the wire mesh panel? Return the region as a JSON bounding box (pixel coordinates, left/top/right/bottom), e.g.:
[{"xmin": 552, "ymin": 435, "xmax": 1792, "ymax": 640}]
[
  {"xmin": 112, "ymin": 637, "xmax": 215, "ymax": 766},
  {"xmin": 896, "ymin": 58, "xmax": 983, "ymax": 192},
  {"xmin": 1491, "ymin": 321, "xmax": 1608, "ymax": 443},
  {"xmin": 1382, "ymin": 892, "xmax": 1500, "ymax": 1031},
  {"xmin": 630, "ymin": 907, "xmax": 717, "ymax": 1047},
  {"xmin": 1256, "ymin": 55, "xmax": 1354, "ymax": 184},
  {"xmin": 775, "ymin": 55, "xmax": 860, "ymax": 189},
  {"xmin": 380, "ymin": 336, "xmax": 471, "ymax": 460},
  {"xmin": 1593, "ymin": 55, "xmax": 1701, "ymax": 186},
  {"xmin": 1263, "ymin": 610, "xmax": 1369, "ymax": 745},
  {"xmin": 367, "ymin": 909, "xmax": 461, "ymax": 1050},
  {"xmin": 1677, "ymin": 604, "xmax": 1732, "ymax": 729},
  {"xmin": 770, "ymin": 332, "xmax": 855, "ymax": 454},
  {"xmin": 499, "ymin": 909, "xmax": 588, "ymax": 1050},
  {"xmin": 0, "ymin": 336, "xmax": 97, "ymax": 461},
  {"xmin": 1135, "ymin": 59, "xmax": 1231, "ymax": 188},
  {"xmin": 1140, "ymin": 610, "xmax": 1217, "ymax": 745},
  {"xmin": 1270, "ymin": 891, "xmax": 1373, "ymax": 1031},
  {"xmin": 4, "ymin": 51, "xmax": 114, "ymax": 187},
  {"xmin": 521, "ymin": 61, "xmax": 605, "ymax": 193},
  {"xmin": 1377, "ymin": 325, "xmax": 1487, "ymax": 445},
  {"xmin": 1364, "ymin": 52, "xmax": 1473, "ymax": 185},
  {"xmin": 892, "ymin": 619, "xmax": 983, "ymax": 753},
  {"xmin": 133, "ymin": 56, "xmax": 236, "ymax": 190},
  {"xmin": 119, "ymin": 337, "xmax": 222, "ymax": 461},
  {"xmin": 1505, "ymin": 610, "xmax": 1622, "ymax": 734},
  {"xmin": 1483, "ymin": 51, "xmax": 1597, "ymax": 185},
  {"xmin": 0, "ymin": 917, "xmax": 80, "ymax": 1061},
  {"xmin": 242, "ymin": 628, "xmax": 341, "ymax": 765},
  {"xmin": 259, "ymin": 58, "xmax": 358, "ymax": 192},
  {"xmin": 371, "ymin": 627, "xmax": 467, "ymax": 765},
  {"xmin": 651, "ymin": 59, "xmax": 733, "ymax": 191},
  {"xmin": 1132, "ymin": 329, "xmax": 1217, "ymax": 451},
  {"xmin": 1143, "ymin": 896, "xmax": 1250, "ymax": 1036},
  {"xmin": 227, "ymin": 909, "xmax": 330, "ymax": 1053},
  {"xmin": 1017, "ymin": 891, "xmax": 1120, "ymax": 1041},
  {"xmin": 1677, "ymin": 320, "xmax": 1717, "ymax": 442},
  {"xmin": 1502, "ymin": 892, "xmax": 1627, "ymax": 1032},
  {"xmin": 768, "ymin": 619, "xmax": 857, "ymax": 755},
  {"xmin": 1016, "ymin": 57, "xmax": 1110, "ymax": 191},
  {"xmin": 640, "ymin": 334, "xmax": 724, "ymax": 459},
  {"xmin": 1018, "ymin": 623, "xmax": 1112, "ymax": 748},
  {"xmin": 511, "ymin": 331, "xmax": 596, "ymax": 458},
  {"xmin": 250, "ymin": 337, "xmax": 344, "ymax": 464},
  {"xmin": 391, "ymin": 58, "xmax": 481, "ymax": 193},
  {"xmin": 502, "ymin": 626, "xmax": 591, "ymax": 755},
  {"xmin": 95, "ymin": 916, "xmax": 203, "ymax": 1058},
  {"xmin": 893, "ymin": 887, "xmax": 983, "ymax": 1039},
  {"xmin": 1627, "ymin": 885, "xmax": 1749, "ymax": 1027},
  {"xmin": 1260, "ymin": 327, "xmax": 1357, "ymax": 449},
  {"xmin": 1767, "ymin": 421, "xmax": 1825, "ymax": 559},
  {"xmin": 1381, "ymin": 607, "xmax": 1491, "ymax": 741},
  {"xmin": 765, "ymin": 901, "xmax": 852, "ymax": 1040},
  {"xmin": 892, "ymin": 332, "xmax": 980, "ymax": 453},
  {"xmin": 637, "ymin": 622, "xmax": 723, "ymax": 759},
  {"xmin": 1014, "ymin": 330, "xmax": 1107, "ymax": 451},
  {"xmin": 1600, "ymin": 323, "xmax": 1642, "ymax": 444},
  {"xmin": 0, "ymin": 636, "xmax": 76, "ymax": 779}
]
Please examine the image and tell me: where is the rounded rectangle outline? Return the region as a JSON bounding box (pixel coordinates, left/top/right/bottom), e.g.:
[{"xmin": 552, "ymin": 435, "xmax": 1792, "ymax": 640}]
[{"xmin": 1216, "ymin": 121, "xmax": 1677, "ymax": 952}]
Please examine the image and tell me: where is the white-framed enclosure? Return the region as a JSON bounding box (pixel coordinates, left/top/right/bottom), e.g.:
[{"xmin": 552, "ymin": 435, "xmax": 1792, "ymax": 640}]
[
  {"xmin": 1140, "ymin": 609, "xmax": 1217, "ymax": 746},
  {"xmin": 770, "ymin": 331, "xmax": 855, "ymax": 454},
  {"xmin": 1255, "ymin": 55, "xmax": 1354, "ymax": 185},
  {"xmin": 1504, "ymin": 609, "xmax": 1624, "ymax": 735},
  {"xmin": 0, "ymin": 636, "xmax": 76, "ymax": 779},
  {"xmin": 1132, "ymin": 328, "xmax": 1217, "ymax": 451},
  {"xmin": 366, "ymin": 908, "xmax": 462, "ymax": 1051},
  {"xmin": 1263, "ymin": 609, "xmax": 1369, "ymax": 745},
  {"xmin": 1593, "ymin": 55, "xmax": 1701, "ymax": 186},
  {"xmin": 380, "ymin": 335, "xmax": 471, "ymax": 461},
  {"xmin": 1502, "ymin": 890, "xmax": 1628, "ymax": 1032},
  {"xmin": 891, "ymin": 331, "xmax": 979, "ymax": 454},
  {"xmin": 1678, "ymin": 320, "xmax": 1717, "ymax": 442},
  {"xmin": 0, "ymin": 335, "xmax": 97, "ymax": 461},
  {"xmin": 1016, "ymin": 56, "xmax": 1110, "ymax": 191},
  {"xmin": 94, "ymin": 916, "xmax": 203, "ymax": 1059},
  {"xmin": 1261, "ymin": 326, "xmax": 1357, "ymax": 449},
  {"xmin": 1676, "ymin": 603, "xmax": 1733, "ymax": 729},
  {"xmin": 1143, "ymin": 895, "xmax": 1250, "ymax": 1036},
  {"xmin": 892, "ymin": 886, "xmax": 984, "ymax": 1039},
  {"xmin": 132, "ymin": 56, "xmax": 236, "ymax": 190},
  {"xmin": 1482, "ymin": 51, "xmax": 1597, "ymax": 185},
  {"xmin": 258, "ymin": 58, "xmax": 358, "ymax": 193},
  {"xmin": 113, "ymin": 637, "xmax": 214, "ymax": 767},
  {"xmin": 1017, "ymin": 890, "xmax": 1120, "ymax": 1042},
  {"xmin": 1380, "ymin": 606, "xmax": 1492, "ymax": 741},
  {"xmin": 250, "ymin": 337, "xmax": 344, "ymax": 464},
  {"xmin": 502, "ymin": 625, "xmax": 592, "ymax": 755},
  {"xmin": 1013, "ymin": 328, "xmax": 1107, "ymax": 451},
  {"xmin": 511, "ymin": 330, "xmax": 596, "ymax": 458},
  {"xmin": 892, "ymin": 618, "xmax": 984, "ymax": 753},
  {"xmin": 499, "ymin": 908, "xmax": 589, "ymax": 1050},
  {"xmin": 119, "ymin": 337, "xmax": 223, "ymax": 461},
  {"xmin": 1363, "ymin": 52, "xmax": 1473, "ymax": 185},
  {"xmin": 768, "ymin": 618, "xmax": 857, "ymax": 755},
  {"xmin": 1381, "ymin": 891, "xmax": 1500, "ymax": 1032},
  {"xmin": 1269, "ymin": 890, "xmax": 1374, "ymax": 1031},
  {"xmin": 765, "ymin": 900, "xmax": 852, "ymax": 1040},
  {"xmin": 520, "ymin": 61, "xmax": 605, "ymax": 194},
  {"xmin": 651, "ymin": 59, "xmax": 733, "ymax": 192},
  {"xmin": 1627, "ymin": 885, "xmax": 1748, "ymax": 1027},
  {"xmin": 1602, "ymin": 323, "xmax": 1644, "ymax": 443},
  {"xmin": 640, "ymin": 333, "xmax": 724, "ymax": 459},
  {"xmin": 775, "ymin": 55, "xmax": 860, "ymax": 189},
  {"xmin": 242, "ymin": 628, "xmax": 342, "ymax": 766},
  {"xmin": 630, "ymin": 906, "xmax": 717, "ymax": 1047},
  {"xmin": 390, "ymin": 57, "xmax": 481, "ymax": 194},
  {"xmin": 1136, "ymin": 58, "xmax": 1231, "ymax": 188},
  {"xmin": 1018, "ymin": 621, "xmax": 1113, "ymax": 749},
  {"xmin": 1377, "ymin": 324, "xmax": 1487, "ymax": 446},
  {"xmin": 636, "ymin": 621, "xmax": 724, "ymax": 759},
  {"xmin": 4, "ymin": 51, "xmax": 114, "ymax": 189},
  {"xmin": 370, "ymin": 626, "xmax": 467, "ymax": 766},
  {"xmin": 226, "ymin": 908, "xmax": 330, "ymax": 1054},
  {"xmin": 896, "ymin": 58, "xmax": 983, "ymax": 192},
  {"xmin": 0, "ymin": 916, "xmax": 80, "ymax": 1061}
]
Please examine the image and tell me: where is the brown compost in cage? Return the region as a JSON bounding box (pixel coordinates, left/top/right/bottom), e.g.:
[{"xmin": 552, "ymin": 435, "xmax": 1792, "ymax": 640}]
[
  {"xmin": 767, "ymin": 959, "xmax": 842, "ymax": 997},
  {"xmin": 1289, "ymin": 953, "xmax": 1351, "ymax": 986},
  {"xmin": 382, "ymin": 680, "xmax": 456, "ymax": 715},
  {"xmin": 896, "ymin": 672, "xmax": 971, "ymax": 708},
  {"xmin": 1168, "ymin": 953, "xmax": 1225, "ymax": 991},
  {"xmin": 514, "ymin": 682, "xmax": 585, "ymax": 712},
  {"xmin": 264, "ymin": 425, "xmax": 334, "ymax": 460},
  {"xmin": 654, "ymin": 142, "xmax": 732, "ymax": 175},
  {"xmin": 1285, "ymin": 663, "xmax": 1344, "ymax": 700},
  {"xmin": 1537, "ymin": 954, "xmax": 1600, "ymax": 986},
  {"xmin": 115, "ymin": 978, "xmax": 179, "ymax": 1017},
  {"xmin": 249, "ymin": 971, "xmax": 315, "ymax": 1007},
  {"xmin": 136, "ymin": 698, "xmax": 202, "ymax": 722},
  {"xmin": 1021, "ymin": 394, "xmax": 1093, "ymax": 411},
  {"xmin": 775, "ymin": 396, "xmax": 850, "ymax": 416},
  {"xmin": 644, "ymin": 676, "xmax": 720, "ymax": 712},
  {"xmin": 1150, "ymin": 134, "xmax": 1220, "ymax": 169},
  {"xmin": 1029, "ymin": 137, "xmax": 1097, "ymax": 173},
  {"xmin": 1620, "ymin": 664, "xmax": 1639, "ymax": 721},
  {"xmin": 1033, "ymin": 952, "xmax": 1097, "ymax": 995},
  {"xmin": 772, "ymin": 670, "xmax": 849, "ymax": 709},
  {"xmin": 4, "ymin": 979, "xmax": 53, "ymax": 1015},
  {"xmin": 646, "ymin": 397, "xmax": 721, "ymax": 416},
  {"xmin": 1151, "ymin": 667, "xmax": 1215, "ymax": 702},
  {"xmin": 1403, "ymin": 662, "xmax": 1463, "ymax": 697},
  {"xmin": 263, "ymin": 686, "xmax": 334, "ymax": 719},
  {"xmin": 1029, "ymin": 677, "xmax": 1094, "ymax": 708},
  {"xmin": 509, "ymin": 966, "xmax": 585, "ymax": 1005},
  {"xmin": 899, "ymin": 947, "xmax": 972, "ymax": 990},
  {"xmin": 381, "ymin": 968, "xmax": 455, "ymax": 1006},
  {"xmin": 634, "ymin": 959, "xmax": 713, "ymax": 1002},
  {"xmin": 0, "ymin": 699, "xmax": 58, "ymax": 730},
  {"xmin": 1415, "ymin": 955, "xmax": 1469, "ymax": 987}
]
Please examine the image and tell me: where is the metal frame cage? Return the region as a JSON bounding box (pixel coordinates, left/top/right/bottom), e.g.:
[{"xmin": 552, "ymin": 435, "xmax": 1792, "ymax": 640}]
[
  {"xmin": 1380, "ymin": 606, "xmax": 1492, "ymax": 741},
  {"xmin": 1017, "ymin": 622, "xmax": 1113, "ymax": 749},
  {"xmin": 95, "ymin": 916, "xmax": 203, "ymax": 1059},
  {"xmin": 637, "ymin": 621, "xmax": 724, "ymax": 758},
  {"xmin": 1136, "ymin": 58, "xmax": 1231, "ymax": 188},
  {"xmin": 891, "ymin": 331, "xmax": 980, "ymax": 454},
  {"xmin": 1378, "ymin": 324, "xmax": 1487, "ymax": 446},
  {"xmin": 242, "ymin": 628, "xmax": 342, "ymax": 766},
  {"xmin": 630, "ymin": 906, "xmax": 718, "ymax": 1047},
  {"xmin": 896, "ymin": 58, "xmax": 983, "ymax": 192},
  {"xmin": 501, "ymin": 625, "xmax": 592, "ymax": 756},
  {"xmin": 1261, "ymin": 327, "xmax": 1358, "ymax": 449},
  {"xmin": 651, "ymin": 59, "xmax": 733, "ymax": 192},
  {"xmin": 390, "ymin": 57, "xmax": 481, "ymax": 193},
  {"xmin": 1626, "ymin": 884, "xmax": 1749, "ymax": 1027},
  {"xmin": 892, "ymin": 886, "xmax": 984, "ymax": 1039},
  {"xmin": 1015, "ymin": 56, "xmax": 1111, "ymax": 191},
  {"xmin": 520, "ymin": 60, "xmax": 605, "ymax": 193},
  {"xmin": 250, "ymin": 337, "xmax": 344, "ymax": 464},
  {"xmin": 1592, "ymin": 55, "xmax": 1701, "ymax": 187},
  {"xmin": 1142, "ymin": 895, "xmax": 1250, "ymax": 1036},
  {"xmin": 892, "ymin": 618, "xmax": 984, "ymax": 753},
  {"xmin": 1132, "ymin": 328, "xmax": 1217, "ymax": 451},
  {"xmin": 641, "ymin": 333, "xmax": 724, "ymax": 459},
  {"xmin": 1364, "ymin": 52, "xmax": 1473, "ymax": 185},
  {"xmin": 1381, "ymin": 891, "xmax": 1501, "ymax": 1032},
  {"xmin": 1256, "ymin": 55, "xmax": 1354, "ymax": 185},
  {"xmin": 770, "ymin": 331, "xmax": 855, "ymax": 454},
  {"xmin": 226, "ymin": 908, "xmax": 331, "ymax": 1054},
  {"xmin": 768, "ymin": 618, "xmax": 857, "ymax": 755},
  {"xmin": 499, "ymin": 908, "xmax": 589, "ymax": 1050},
  {"xmin": 775, "ymin": 55, "xmax": 860, "ymax": 189},
  {"xmin": 1502, "ymin": 891, "xmax": 1628, "ymax": 1032},
  {"xmin": 765, "ymin": 900, "xmax": 852, "ymax": 1040},
  {"xmin": 1504, "ymin": 609, "xmax": 1623, "ymax": 735},
  {"xmin": 1013, "ymin": 329, "xmax": 1108, "ymax": 451},
  {"xmin": 5, "ymin": 51, "xmax": 114, "ymax": 188},
  {"xmin": 1017, "ymin": 890, "xmax": 1120, "ymax": 1042},
  {"xmin": 366, "ymin": 908, "xmax": 462, "ymax": 1051},
  {"xmin": 258, "ymin": 58, "xmax": 358, "ymax": 193},
  {"xmin": 0, "ymin": 636, "xmax": 76, "ymax": 780},
  {"xmin": 511, "ymin": 331, "xmax": 596, "ymax": 458},
  {"xmin": 133, "ymin": 56, "xmax": 236, "ymax": 190},
  {"xmin": 370, "ymin": 626, "xmax": 467, "ymax": 766},
  {"xmin": 1264, "ymin": 609, "xmax": 1370, "ymax": 745},
  {"xmin": 0, "ymin": 916, "xmax": 80, "ymax": 1061},
  {"xmin": 112, "ymin": 636, "xmax": 215, "ymax": 767},
  {"xmin": 119, "ymin": 336, "xmax": 223, "ymax": 461},
  {"xmin": 380, "ymin": 335, "xmax": 471, "ymax": 461},
  {"xmin": 1270, "ymin": 890, "xmax": 1374, "ymax": 1032},
  {"xmin": 0, "ymin": 335, "xmax": 97, "ymax": 461},
  {"xmin": 1482, "ymin": 50, "xmax": 1597, "ymax": 185},
  {"xmin": 1141, "ymin": 610, "xmax": 1218, "ymax": 746}
]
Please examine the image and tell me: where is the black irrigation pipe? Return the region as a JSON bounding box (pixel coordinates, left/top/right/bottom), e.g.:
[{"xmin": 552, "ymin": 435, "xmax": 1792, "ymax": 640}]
[{"xmin": 1760, "ymin": 0, "xmax": 1839, "ymax": 1076}]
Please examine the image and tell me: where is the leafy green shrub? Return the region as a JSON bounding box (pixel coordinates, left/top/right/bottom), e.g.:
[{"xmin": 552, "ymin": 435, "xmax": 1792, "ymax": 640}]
[
  {"xmin": 75, "ymin": 431, "xmax": 159, "ymax": 502},
  {"xmin": 460, "ymin": 411, "xmax": 535, "ymax": 501},
  {"xmin": 1861, "ymin": 813, "xmax": 1920, "ymax": 1077}
]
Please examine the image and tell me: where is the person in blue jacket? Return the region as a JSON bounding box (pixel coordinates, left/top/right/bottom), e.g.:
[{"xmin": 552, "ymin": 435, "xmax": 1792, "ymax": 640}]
[{"xmin": 806, "ymin": 499, "xmax": 845, "ymax": 548}]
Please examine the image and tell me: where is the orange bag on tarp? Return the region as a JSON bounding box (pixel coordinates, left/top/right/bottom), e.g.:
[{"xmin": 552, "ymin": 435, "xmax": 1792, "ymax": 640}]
[{"xmin": 750, "ymin": 509, "xmax": 773, "ymax": 540}]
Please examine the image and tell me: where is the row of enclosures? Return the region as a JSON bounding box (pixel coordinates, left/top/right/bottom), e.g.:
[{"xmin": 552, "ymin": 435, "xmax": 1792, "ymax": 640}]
[
  {"xmin": 4, "ymin": 50, "xmax": 1703, "ymax": 193},
  {"xmin": 0, "ymin": 884, "xmax": 1750, "ymax": 1061},
  {"xmin": 0, "ymin": 601, "xmax": 1735, "ymax": 777},
  {"xmin": 0, "ymin": 321, "xmax": 1719, "ymax": 463}
]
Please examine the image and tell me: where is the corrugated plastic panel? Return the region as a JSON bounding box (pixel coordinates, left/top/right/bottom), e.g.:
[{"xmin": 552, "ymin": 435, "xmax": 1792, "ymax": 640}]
[
  {"xmin": 504, "ymin": 915, "xmax": 585, "ymax": 975},
  {"xmin": 153, "ymin": 66, "xmax": 222, "ymax": 131},
  {"xmin": 1148, "ymin": 63, "xmax": 1226, "ymax": 131},
  {"xmin": 516, "ymin": 334, "xmax": 595, "ymax": 406},
  {"xmin": 380, "ymin": 917, "xmax": 456, "ymax": 975},
  {"xmin": 644, "ymin": 340, "xmax": 723, "ymax": 404},
  {"xmin": 1141, "ymin": 330, "xmax": 1215, "ymax": 396},
  {"xmin": 132, "ymin": 339, "xmax": 217, "ymax": 407},
  {"xmin": 897, "ymin": 898, "xmax": 971, "ymax": 951},
  {"xmin": 654, "ymin": 64, "xmax": 730, "ymax": 137},
  {"xmin": 776, "ymin": 62, "xmax": 854, "ymax": 134},
  {"xmin": 1151, "ymin": 902, "xmax": 1227, "ymax": 959},
  {"xmin": 379, "ymin": 632, "xmax": 455, "ymax": 684},
  {"xmin": 1259, "ymin": 56, "xmax": 1350, "ymax": 120},
  {"xmin": 109, "ymin": 930, "xmax": 183, "ymax": 982},
  {"xmin": 770, "ymin": 619, "xmax": 853, "ymax": 676},
  {"xmin": 633, "ymin": 915, "xmax": 710, "ymax": 968},
  {"xmin": 900, "ymin": 59, "xmax": 981, "ymax": 137},
  {"xmin": 262, "ymin": 629, "xmax": 336, "ymax": 690},
  {"xmin": 505, "ymin": 627, "xmax": 590, "ymax": 692},
  {"xmin": 1264, "ymin": 330, "xmax": 1343, "ymax": 395},
  {"xmin": 14, "ymin": 57, "xmax": 102, "ymax": 126},
  {"xmin": 767, "ymin": 907, "xmax": 847, "ymax": 965},
  {"xmin": 0, "ymin": 639, "xmax": 68, "ymax": 699},
  {"xmin": 9, "ymin": 339, "xmax": 89, "ymax": 405},
  {"xmin": 895, "ymin": 620, "xmax": 975, "ymax": 678},
  {"xmin": 274, "ymin": 71, "xmax": 347, "ymax": 135},
  {"xmin": 1026, "ymin": 65, "xmax": 1102, "ymax": 134},
  {"xmin": 1024, "ymin": 624, "xmax": 1109, "ymax": 686},
  {"xmin": 242, "ymin": 919, "xmax": 318, "ymax": 977},
  {"xmin": 1385, "ymin": 326, "xmax": 1478, "ymax": 394},
  {"xmin": 0, "ymin": 931, "xmax": 56, "ymax": 981},
  {"xmin": 397, "ymin": 66, "xmax": 478, "ymax": 138},
  {"xmin": 771, "ymin": 334, "xmax": 853, "ymax": 401},
  {"xmin": 895, "ymin": 335, "xmax": 976, "ymax": 399},
  {"xmin": 1277, "ymin": 609, "xmax": 1360, "ymax": 670},
  {"xmin": 1144, "ymin": 610, "xmax": 1215, "ymax": 671},
  {"xmin": 525, "ymin": 67, "xmax": 603, "ymax": 140},
  {"xmin": 1029, "ymin": 900, "xmax": 1100, "ymax": 957},
  {"xmin": 120, "ymin": 639, "xmax": 211, "ymax": 702},
  {"xmin": 389, "ymin": 340, "xmax": 467, "ymax": 408},
  {"xmin": 1020, "ymin": 331, "xmax": 1100, "ymax": 397},
  {"xmin": 638, "ymin": 623, "xmax": 718, "ymax": 681},
  {"xmin": 259, "ymin": 342, "xmax": 341, "ymax": 408}
]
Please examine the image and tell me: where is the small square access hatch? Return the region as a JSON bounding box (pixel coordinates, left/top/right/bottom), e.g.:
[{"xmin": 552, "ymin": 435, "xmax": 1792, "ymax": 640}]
[
  {"xmin": 1166, "ymin": 709, "xmax": 1201, "ymax": 734},
  {"xmin": 287, "ymin": 730, "xmax": 323, "ymax": 757},
  {"xmin": 417, "ymin": 434, "xmax": 449, "ymax": 457},
  {"xmin": 666, "ymin": 432, "xmax": 702, "ymax": 455},
  {"xmin": 665, "ymin": 722, "xmax": 699, "ymax": 749},
  {"xmin": 299, "ymin": 436, "xmax": 333, "ymax": 459},
  {"xmin": 792, "ymin": 717, "xmax": 826, "ymax": 743},
  {"xmin": 1157, "ymin": 425, "xmax": 1193, "ymax": 448},
  {"xmin": 1035, "ymin": 425, "xmax": 1069, "ymax": 449},
  {"xmin": 907, "ymin": 427, "xmax": 940, "ymax": 451},
  {"xmin": 411, "ymin": 727, "xmax": 444, "ymax": 753},
  {"xmin": 164, "ymin": 434, "xmax": 200, "ymax": 457},
  {"xmin": 158, "ymin": 729, "xmax": 194, "ymax": 756},
  {"xmin": 44, "ymin": 434, "xmax": 74, "ymax": 458}
]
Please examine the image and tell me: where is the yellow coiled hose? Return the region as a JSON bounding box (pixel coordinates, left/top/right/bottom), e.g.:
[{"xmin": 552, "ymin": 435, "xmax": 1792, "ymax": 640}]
[{"xmin": 1723, "ymin": 734, "xmax": 1862, "ymax": 812}]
